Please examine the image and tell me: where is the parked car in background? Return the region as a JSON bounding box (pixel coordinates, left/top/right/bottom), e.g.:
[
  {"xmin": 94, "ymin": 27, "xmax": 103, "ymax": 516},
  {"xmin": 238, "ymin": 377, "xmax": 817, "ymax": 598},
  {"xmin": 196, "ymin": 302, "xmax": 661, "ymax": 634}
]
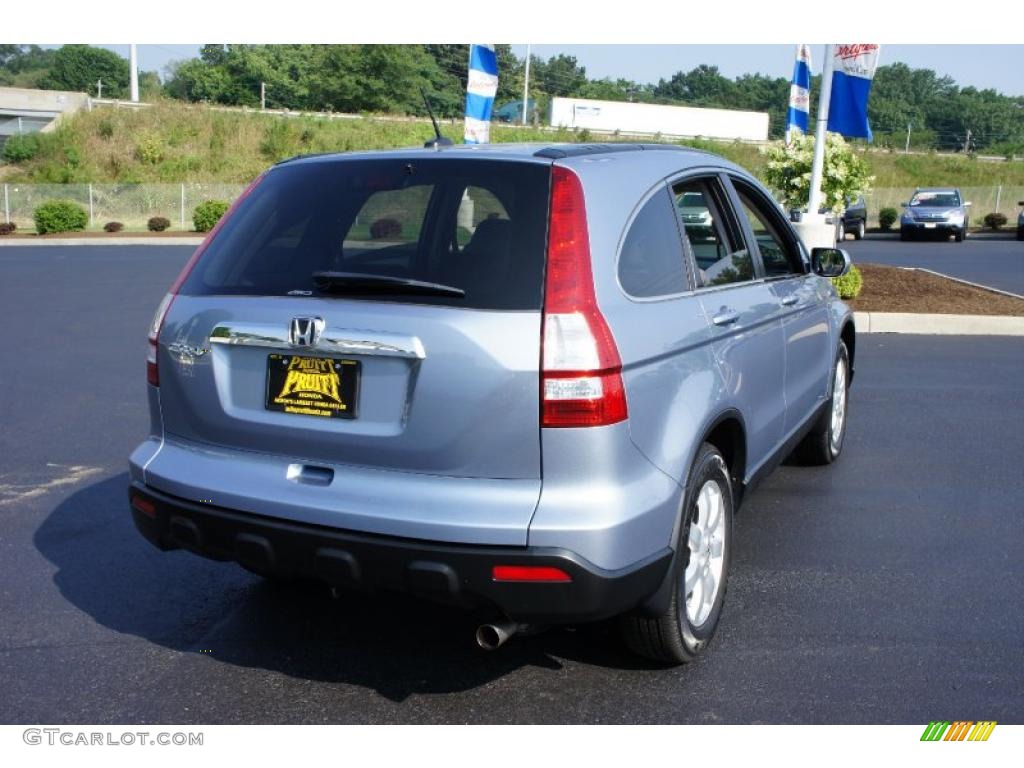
[
  {"xmin": 1017, "ymin": 201, "xmax": 1023, "ymax": 241},
  {"xmin": 900, "ymin": 188, "xmax": 971, "ymax": 242},
  {"xmin": 129, "ymin": 143, "xmax": 855, "ymax": 666},
  {"xmin": 837, "ymin": 195, "xmax": 867, "ymax": 241}
]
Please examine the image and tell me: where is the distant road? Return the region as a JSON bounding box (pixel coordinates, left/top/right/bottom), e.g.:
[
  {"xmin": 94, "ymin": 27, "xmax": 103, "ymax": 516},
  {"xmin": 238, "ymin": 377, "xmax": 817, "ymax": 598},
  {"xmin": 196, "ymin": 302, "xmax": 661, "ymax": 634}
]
[{"xmin": 846, "ymin": 237, "xmax": 1024, "ymax": 296}]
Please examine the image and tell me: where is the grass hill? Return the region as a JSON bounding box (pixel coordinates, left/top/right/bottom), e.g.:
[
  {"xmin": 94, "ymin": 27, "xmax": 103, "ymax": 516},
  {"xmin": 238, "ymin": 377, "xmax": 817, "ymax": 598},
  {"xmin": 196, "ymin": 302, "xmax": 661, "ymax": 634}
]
[{"xmin": 3, "ymin": 99, "xmax": 1024, "ymax": 192}]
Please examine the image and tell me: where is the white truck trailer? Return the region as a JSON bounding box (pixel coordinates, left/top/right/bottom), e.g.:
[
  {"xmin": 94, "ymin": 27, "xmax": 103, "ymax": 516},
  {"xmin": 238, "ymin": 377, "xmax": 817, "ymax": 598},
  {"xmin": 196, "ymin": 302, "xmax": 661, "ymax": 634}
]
[{"xmin": 548, "ymin": 97, "xmax": 769, "ymax": 142}]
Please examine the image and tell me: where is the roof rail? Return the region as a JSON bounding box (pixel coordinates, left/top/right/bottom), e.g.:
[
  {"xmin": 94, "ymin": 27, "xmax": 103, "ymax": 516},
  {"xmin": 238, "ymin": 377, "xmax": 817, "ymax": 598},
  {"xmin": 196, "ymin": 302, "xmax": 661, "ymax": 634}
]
[
  {"xmin": 533, "ymin": 143, "xmax": 692, "ymax": 159},
  {"xmin": 274, "ymin": 151, "xmax": 340, "ymax": 166}
]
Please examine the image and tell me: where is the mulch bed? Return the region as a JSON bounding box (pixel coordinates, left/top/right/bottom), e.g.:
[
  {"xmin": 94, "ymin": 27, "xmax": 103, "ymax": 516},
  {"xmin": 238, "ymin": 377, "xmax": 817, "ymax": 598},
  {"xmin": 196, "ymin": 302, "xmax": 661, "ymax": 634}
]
[{"xmin": 848, "ymin": 263, "xmax": 1024, "ymax": 316}]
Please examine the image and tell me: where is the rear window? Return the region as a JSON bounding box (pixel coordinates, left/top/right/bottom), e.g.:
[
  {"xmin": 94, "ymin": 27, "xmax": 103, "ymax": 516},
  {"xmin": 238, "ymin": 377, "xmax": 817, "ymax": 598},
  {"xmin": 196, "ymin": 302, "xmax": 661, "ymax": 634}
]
[{"xmin": 179, "ymin": 158, "xmax": 551, "ymax": 310}]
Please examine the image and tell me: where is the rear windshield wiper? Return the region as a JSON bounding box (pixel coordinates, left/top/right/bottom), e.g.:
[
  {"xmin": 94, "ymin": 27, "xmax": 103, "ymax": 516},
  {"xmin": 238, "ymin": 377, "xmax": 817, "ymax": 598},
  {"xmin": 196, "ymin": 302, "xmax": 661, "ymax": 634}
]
[{"xmin": 311, "ymin": 271, "xmax": 465, "ymax": 299}]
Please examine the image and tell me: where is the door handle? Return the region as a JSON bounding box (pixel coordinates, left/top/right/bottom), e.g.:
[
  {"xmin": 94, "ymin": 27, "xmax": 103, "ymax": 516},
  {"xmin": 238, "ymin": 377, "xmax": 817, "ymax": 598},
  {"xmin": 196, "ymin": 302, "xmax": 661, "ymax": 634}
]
[
  {"xmin": 781, "ymin": 295, "xmax": 799, "ymax": 307},
  {"xmin": 711, "ymin": 309, "xmax": 740, "ymax": 327}
]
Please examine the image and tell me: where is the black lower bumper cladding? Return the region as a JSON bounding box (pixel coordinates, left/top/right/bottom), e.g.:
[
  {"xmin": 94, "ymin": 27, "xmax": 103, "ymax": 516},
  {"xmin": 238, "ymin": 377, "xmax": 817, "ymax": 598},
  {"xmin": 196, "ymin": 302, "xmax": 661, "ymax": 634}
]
[{"xmin": 129, "ymin": 482, "xmax": 672, "ymax": 624}]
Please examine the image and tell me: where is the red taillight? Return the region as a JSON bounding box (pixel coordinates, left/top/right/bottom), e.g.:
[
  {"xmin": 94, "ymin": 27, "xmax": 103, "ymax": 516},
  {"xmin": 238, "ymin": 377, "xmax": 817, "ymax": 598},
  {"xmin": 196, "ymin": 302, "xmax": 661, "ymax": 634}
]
[
  {"xmin": 130, "ymin": 494, "xmax": 156, "ymax": 519},
  {"xmin": 492, "ymin": 565, "xmax": 572, "ymax": 583},
  {"xmin": 147, "ymin": 173, "xmax": 265, "ymax": 387},
  {"xmin": 541, "ymin": 166, "xmax": 627, "ymax": 428}
]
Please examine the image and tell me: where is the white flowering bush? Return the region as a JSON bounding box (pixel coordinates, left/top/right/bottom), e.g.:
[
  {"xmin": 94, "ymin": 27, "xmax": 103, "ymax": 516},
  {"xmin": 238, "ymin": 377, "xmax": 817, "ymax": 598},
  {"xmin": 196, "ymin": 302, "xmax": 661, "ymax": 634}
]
[{"xmin": 761, "ymin": 132, "xmax": 873, "ymax": 214}]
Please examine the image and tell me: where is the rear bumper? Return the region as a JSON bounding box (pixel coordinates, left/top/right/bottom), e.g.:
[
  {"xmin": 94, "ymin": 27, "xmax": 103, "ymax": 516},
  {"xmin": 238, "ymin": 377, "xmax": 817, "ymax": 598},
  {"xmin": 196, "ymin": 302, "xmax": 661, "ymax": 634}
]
[{"xmin": 129, "ymin": 481, "xmax": 673, "ymax": 624}]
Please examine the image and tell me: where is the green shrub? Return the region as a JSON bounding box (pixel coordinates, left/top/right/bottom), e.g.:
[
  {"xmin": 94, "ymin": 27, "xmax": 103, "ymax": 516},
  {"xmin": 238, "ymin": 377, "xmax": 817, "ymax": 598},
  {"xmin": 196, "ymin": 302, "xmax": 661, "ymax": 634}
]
[
  {"xmin": 98, "ymin": 119, "xmax": 115, "ymax": 139},
  {"xmin": 0, "ymin": 222, "xmax": 17, "ymax": 235},
  {"xmin": 2, "ymin": 134, "xmax": 41, "ymax": 163},
  {"xmin": 832, "ymin": 265, "xmax": 863, "ymax": 300},
  {"xmin": 134, "ymin": 133, "xmax": 164, "ymax": 164},
  {"xmin": 193, "ymin": 200, "xmax": 229, "ymax": 233},
  {"xmin": 878, "ymin": 207, "xmax": 898, "ymax": 230},
  {"xmin": 33, "ymin": 199, "xmax": 88, "ymax": 235},
  {"xmin": 983, "ymin": 212, "xmax": 1008, "ymax": 230},
  {"xmin": 147, "ymin": 216, "xmax": 171, "ymax": 232},
  {"xmin": 103, "ymin": 221, "xmax": 124, "ymax": 233}
]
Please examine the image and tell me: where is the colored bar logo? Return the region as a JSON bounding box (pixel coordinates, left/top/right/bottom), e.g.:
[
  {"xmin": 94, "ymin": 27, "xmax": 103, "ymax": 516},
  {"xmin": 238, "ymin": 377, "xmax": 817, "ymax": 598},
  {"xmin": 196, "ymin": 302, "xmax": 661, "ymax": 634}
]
[{"xmin": 920, "ymin": 721, "xmax": 997, "ymax": 741}]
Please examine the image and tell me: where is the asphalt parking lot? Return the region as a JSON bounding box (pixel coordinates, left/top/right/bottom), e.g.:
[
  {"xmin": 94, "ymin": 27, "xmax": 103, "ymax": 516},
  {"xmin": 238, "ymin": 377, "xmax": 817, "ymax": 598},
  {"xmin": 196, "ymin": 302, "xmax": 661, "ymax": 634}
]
[
  {"xmin": 845, "ymin": 235, "xmax": 1024, "ymax": 295},
  {"xmin": 0, "ymin": 245, "xmax": 1021, "ymax": 724}
]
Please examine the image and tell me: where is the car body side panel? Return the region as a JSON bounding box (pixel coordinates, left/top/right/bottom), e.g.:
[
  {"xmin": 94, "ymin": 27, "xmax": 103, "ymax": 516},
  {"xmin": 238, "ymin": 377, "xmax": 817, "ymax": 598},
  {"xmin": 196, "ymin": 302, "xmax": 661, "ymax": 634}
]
[
  {"xmin": 529, "ymin": 423, "xmax": 682, "ymax": 571},
  {"xmin": 697, "ymin": 284, "xmax": 787, "ymax": 478},
  {"xmin": 770, "ymin": 276, "xmax": 833, "ymax": 435}
]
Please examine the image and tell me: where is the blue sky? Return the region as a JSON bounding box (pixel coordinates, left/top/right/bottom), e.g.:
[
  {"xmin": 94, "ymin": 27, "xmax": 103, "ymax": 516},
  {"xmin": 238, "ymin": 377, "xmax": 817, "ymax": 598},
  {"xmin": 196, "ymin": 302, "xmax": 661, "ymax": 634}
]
[{"xmin": 83, "ymin": 44, "xmax": 1024, "ymax": 97}]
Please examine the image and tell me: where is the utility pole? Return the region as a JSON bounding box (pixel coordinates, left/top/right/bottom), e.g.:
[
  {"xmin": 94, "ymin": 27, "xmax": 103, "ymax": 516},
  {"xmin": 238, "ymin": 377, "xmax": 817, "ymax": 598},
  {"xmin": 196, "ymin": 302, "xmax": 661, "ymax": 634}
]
[
  {"xmin": 96, "ymin": 79, "xmax": 103, "ymax": 99},
  {"xmin": 963, "ymin": 129, "xmax": 972, "ymax": 154},
  {"xmin": 521, "ymin": 45, "xmax": 531, "ymax": 126},
  {"xmin": 807, "ymin": 44, "xmax": 835, "ymax": 216},
  {"xmin": 129, "ymin": 44, "xmax": 139, "ymax": 102},
  {"xmin": 905, "ymin": 122, "xmax": 912, "ymax": 154},
  {"xmin": 260, "ymin": 82, "xmax": 266, "ymax": 110}
]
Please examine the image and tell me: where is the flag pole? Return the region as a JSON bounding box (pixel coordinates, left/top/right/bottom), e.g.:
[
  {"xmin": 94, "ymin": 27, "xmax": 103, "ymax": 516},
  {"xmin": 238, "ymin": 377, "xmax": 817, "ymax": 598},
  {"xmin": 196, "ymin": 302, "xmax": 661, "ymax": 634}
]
[{"xmin": 807, "ymin": 44, "xmax": 835, "ymax": 214}]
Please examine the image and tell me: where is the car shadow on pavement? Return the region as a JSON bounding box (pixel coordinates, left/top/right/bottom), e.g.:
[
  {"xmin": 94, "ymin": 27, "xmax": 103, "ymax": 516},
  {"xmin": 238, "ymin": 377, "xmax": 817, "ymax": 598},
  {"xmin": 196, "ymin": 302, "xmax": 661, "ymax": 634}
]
[{"xmin": 34, "ymin": 473, "xmax": 664, "ymax": 704}]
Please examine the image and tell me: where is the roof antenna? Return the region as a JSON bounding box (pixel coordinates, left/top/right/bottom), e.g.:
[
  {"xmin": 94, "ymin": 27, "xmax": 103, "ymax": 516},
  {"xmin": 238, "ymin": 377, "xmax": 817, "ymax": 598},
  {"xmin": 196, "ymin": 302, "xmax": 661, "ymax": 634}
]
[{"xmin": 420, "ymin": 87, "xmax": 453, "ymax": 150}]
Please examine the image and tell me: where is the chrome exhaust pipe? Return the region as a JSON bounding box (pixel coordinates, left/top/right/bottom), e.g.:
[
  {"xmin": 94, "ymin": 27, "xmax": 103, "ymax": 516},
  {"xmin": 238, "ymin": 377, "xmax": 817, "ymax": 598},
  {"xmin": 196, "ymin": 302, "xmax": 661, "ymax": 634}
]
[{"xmin": 475, "ymin": 619, "xmax": 520, "ymax": 651}]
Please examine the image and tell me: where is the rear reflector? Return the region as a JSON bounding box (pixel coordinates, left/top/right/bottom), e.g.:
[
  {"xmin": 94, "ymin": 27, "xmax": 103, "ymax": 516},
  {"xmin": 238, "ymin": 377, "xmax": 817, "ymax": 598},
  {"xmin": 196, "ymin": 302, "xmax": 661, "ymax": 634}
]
[
  {"xmin": 492, "ymin": 565, "xmax": 572, "ymax": 583},
  {"xmin": 131, "ymin": 494, "xmax": 156, "ymax": 519}
]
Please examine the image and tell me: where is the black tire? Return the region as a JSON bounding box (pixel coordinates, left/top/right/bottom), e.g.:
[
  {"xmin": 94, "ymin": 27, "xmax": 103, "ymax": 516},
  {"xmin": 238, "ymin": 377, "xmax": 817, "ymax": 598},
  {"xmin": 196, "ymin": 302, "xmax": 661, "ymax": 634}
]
[
  {"xmin": 954, "ymin": 227, "xmax": 965, "ymax": 242},
  {"xmin": 900, "ymin": 227, "xmax": 912, "ymax": 242},
  {"xmin": 1016, "ymin": 228, "xmax": 1024, "ymax": 241},
  {"xmin": 854, "ymin": 220, "xmax": 865, "ymax": 240},
  {"xmin": 618, "ymin": 443, "xmax": 733, "ymax": 665},
  {"xmin": 793, "ymin": 342, "xmax": 850, "ymax": 466}
]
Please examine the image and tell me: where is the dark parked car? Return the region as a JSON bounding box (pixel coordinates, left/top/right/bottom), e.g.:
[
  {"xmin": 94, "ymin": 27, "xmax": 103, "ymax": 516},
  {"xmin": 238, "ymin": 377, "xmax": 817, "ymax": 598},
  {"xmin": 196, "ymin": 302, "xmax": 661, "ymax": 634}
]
[
  {"xmin": 837, "ymin": 195, "xmax": 867, "ymax": 241},
  {"xmin": 1017, "ymin": 201, "xmax": 1023, "ymax": 241}
]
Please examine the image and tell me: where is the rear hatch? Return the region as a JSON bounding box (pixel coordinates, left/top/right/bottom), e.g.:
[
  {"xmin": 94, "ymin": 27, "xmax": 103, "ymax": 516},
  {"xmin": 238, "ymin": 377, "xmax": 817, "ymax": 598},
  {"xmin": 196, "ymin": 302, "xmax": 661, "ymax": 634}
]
[{"xmin": 156, "ymin": 155, "xmax": 551, "ymax": 483}]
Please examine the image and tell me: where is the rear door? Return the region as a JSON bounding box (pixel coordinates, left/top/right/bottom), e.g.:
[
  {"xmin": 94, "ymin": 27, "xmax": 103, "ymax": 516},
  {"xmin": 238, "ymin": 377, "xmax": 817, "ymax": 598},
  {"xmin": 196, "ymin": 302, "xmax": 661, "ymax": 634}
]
[
  {"xmin": 673, "ymin": 175, "xmax": 787, "ymax": 473},
  {"xmin": 157, "ymin": 156, "xmax": 551, "ymax": 481}
]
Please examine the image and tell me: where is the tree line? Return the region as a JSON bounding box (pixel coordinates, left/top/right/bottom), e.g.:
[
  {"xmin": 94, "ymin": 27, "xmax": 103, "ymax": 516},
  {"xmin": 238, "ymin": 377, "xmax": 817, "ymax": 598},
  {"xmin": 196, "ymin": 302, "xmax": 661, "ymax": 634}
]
[{"xmin": 2, "ymin": 44, "xmax": 1022, "ymax": 155}]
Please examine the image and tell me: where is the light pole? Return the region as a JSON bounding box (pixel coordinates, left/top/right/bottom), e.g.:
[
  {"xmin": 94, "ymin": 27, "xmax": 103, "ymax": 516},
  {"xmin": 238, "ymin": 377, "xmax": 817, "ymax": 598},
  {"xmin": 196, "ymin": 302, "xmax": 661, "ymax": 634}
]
[
  {"xmin": 129, "ymin": 44, "xmax": 139, "ymax": 102},
  {"xmin": 807, "ymin": 44, "xmax": 835, "ymax": 216},
  {"xmin": 521, "ymin": 44, "xmax": 531, "ymax": 126}
]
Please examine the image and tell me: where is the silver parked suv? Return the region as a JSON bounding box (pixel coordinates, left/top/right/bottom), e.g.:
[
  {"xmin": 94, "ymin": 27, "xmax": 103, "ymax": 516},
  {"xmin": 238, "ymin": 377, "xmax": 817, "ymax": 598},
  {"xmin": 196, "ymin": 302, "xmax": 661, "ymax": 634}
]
[{"xmin": 129, "ymin": 143, "xmax": 855, "ymax": 664}]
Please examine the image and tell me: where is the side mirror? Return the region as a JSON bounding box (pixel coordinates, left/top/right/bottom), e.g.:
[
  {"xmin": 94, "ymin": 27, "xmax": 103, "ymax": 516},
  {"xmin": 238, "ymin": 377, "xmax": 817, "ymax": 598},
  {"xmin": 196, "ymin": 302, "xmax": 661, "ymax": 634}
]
[
  {"xmin": 900, "ymin": 202, "xmax": 908, "ymax": 208},
  {"xmin": 1018, "ymin": 201, "xmax": 1024, "ymax": 207},
  {"xmin": 812, "ymin": 247, "xmax": 851, "ymax": 279}
]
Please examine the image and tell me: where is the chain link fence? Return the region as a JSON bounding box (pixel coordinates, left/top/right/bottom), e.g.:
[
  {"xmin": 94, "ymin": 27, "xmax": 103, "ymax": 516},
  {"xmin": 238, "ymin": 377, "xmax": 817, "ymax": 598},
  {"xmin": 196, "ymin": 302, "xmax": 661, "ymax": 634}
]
[
  {"xmin": 3, "ymin": 183, "xmax": 1023, "ymax": 233},
  {"xmin": 2, "ymin": 183, "xmax": 246, "ymax": 232}
]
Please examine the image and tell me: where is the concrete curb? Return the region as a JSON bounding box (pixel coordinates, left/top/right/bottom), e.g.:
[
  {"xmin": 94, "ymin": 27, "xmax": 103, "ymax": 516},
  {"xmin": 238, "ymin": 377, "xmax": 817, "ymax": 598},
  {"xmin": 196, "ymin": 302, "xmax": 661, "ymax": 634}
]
[
  {"xmin": 0, "ymin": 237, "xmax": 204, "ymax": 247},
  {"xmin": 854, "ymin": 311, "xmax": 1024, "ymax": 335}
]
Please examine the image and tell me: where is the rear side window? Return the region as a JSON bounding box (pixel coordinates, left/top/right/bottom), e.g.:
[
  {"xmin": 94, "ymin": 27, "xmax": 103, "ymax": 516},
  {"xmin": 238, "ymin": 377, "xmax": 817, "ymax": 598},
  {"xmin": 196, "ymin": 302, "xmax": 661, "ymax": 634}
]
[
  {"xmin": 618, "ymin": 187, "xmax": 688, "ymax": 298},
  {"xmin": 179, "ymin": 158, "xmax": 551, "ymax": 310}
]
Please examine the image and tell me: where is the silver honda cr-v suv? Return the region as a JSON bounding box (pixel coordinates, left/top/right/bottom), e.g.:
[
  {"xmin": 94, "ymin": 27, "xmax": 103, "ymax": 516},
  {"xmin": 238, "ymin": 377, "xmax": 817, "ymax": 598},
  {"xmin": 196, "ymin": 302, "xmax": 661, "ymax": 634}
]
[{"xmin": 129, "ymin": 143, "xmax": 855, "ymax": 664}]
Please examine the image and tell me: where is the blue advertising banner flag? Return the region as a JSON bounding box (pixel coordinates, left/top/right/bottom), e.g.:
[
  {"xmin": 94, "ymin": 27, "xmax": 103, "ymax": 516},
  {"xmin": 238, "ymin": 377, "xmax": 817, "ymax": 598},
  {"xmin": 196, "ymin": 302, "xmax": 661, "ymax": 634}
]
[
  {"xmin": 464, "ymin": 44, "xmax": 498, "ymax": 144},
  {"xmin": 827, "ymin": 44, "xmax": 881, "ymax": 141},
  {"xmin": 785, "ymin": 44, "xmax": 812, "ymax": 143}
]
